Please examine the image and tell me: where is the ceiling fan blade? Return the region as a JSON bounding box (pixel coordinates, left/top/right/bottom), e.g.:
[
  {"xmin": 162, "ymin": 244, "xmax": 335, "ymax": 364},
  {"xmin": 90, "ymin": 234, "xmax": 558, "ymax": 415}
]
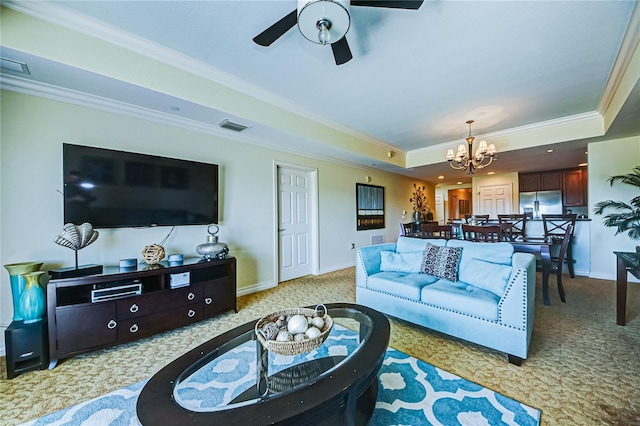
[
  {"xmin": 253, "ymin": 10, "xmax": 297, "ymax": 46},
  {"xmin": 331, "ymin": 37, "xmax": 353, "ymax": 65},
  {"xmin": 351, "ymin": 0, "xmax": 423, "ymax": 9}
]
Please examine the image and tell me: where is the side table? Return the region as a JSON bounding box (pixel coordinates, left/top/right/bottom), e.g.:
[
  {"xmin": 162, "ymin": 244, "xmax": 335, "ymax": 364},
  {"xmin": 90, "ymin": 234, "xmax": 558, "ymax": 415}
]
[{"xmin": 614, "ymin": 251, "xmax": 640, "ymax": 325}]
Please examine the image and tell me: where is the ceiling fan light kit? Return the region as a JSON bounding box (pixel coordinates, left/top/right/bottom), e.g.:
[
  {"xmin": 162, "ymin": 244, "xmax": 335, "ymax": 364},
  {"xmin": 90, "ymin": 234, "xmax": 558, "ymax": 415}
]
[
  {"xmin": 298, "ymin": 0, "xmax": 350, "ymax": 45},
  {"xmin": 446, "ymin": 120, "xmax": 498, "ymax": 175},
  {"xmin": 253, "ymin": 0, "xmax": 423, "ymax": 65}
]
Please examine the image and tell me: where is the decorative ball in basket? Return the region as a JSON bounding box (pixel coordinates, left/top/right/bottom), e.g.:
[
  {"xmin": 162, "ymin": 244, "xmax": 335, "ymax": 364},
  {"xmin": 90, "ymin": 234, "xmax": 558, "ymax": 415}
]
[{"xmin": 255, "ymin": 304, "xmax": 333, "ymax": 356}]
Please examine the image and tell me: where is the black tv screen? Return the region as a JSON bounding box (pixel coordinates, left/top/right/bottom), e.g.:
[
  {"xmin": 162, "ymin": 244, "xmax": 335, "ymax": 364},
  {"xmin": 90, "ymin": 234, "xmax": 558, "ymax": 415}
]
[{"xmin": 63, "ymin": 144, "xmax": 219, "ymax": 228}]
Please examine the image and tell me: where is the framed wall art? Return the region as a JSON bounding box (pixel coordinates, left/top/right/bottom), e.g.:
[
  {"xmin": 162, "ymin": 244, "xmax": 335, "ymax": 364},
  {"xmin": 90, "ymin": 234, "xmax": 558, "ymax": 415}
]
[{"xmin": 356, "ymin": 183, "xmax": 385, "ymax": 230}]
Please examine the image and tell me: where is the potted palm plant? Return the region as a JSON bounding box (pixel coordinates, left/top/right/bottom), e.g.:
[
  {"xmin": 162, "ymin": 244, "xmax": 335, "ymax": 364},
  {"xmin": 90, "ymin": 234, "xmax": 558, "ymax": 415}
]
[{"xmin": 593, "ymin": 166, "xmax": 640, "ymax": 255}]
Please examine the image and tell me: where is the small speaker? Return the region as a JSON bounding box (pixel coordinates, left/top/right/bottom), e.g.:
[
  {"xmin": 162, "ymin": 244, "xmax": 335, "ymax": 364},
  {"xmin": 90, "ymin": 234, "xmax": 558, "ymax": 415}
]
[{"xmin": 5, "ymin": 320, "xmax": 48, "ymax": 379}]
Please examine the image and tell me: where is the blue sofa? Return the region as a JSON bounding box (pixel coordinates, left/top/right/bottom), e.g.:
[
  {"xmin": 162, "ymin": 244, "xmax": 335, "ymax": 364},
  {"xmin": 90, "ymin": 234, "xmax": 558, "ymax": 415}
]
[{"xmin": 355, "ymin": 237, "xmax": 536, "ymax": 364}]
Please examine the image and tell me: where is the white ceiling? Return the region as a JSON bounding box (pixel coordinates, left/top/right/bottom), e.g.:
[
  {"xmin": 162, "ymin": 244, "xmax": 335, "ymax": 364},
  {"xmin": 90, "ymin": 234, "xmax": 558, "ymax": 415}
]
[{"xmin": 2, "ymin": 1, "xmax": 639, "ymax": 185}]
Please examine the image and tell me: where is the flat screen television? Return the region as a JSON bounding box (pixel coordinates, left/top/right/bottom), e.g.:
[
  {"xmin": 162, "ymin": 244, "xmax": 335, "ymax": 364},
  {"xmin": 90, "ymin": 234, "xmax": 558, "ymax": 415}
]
[{"xmin": 63, "ymin": 144, "xmax": 219, "ymax": 228}]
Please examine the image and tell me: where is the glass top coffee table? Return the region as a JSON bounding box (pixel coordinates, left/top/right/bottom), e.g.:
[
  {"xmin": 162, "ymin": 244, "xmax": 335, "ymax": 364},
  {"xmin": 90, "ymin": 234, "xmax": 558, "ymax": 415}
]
[{"xmin": 136, "ymin": 303, "xmax": 390, "ymax": 425}]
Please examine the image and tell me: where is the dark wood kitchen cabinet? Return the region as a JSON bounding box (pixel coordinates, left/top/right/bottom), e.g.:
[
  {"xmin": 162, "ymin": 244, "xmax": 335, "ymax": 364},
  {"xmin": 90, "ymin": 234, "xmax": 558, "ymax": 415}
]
[
  {"xmin": 47, "ymin": 257, "xmax": 236, "ymax": 368},
  {"xmin": 563, "ymin": 169, "xmax": 587, "ymax": 206},
  {"xmin": 519, "ymin": 171, "xmax": 562, "ymax": 192}
]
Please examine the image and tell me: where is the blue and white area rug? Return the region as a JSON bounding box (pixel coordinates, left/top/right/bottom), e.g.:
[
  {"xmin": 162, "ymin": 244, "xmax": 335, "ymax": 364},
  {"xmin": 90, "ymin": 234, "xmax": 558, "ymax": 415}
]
[{"xmin": 22, "ymin": 326, "xmax": 540, "ymax": 426}]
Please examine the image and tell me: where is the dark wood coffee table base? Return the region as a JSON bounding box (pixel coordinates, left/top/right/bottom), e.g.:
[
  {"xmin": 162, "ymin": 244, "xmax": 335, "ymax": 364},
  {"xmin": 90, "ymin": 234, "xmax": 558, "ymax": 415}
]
[{"xmin": 136, "ymin": 303, "xmax": 390, "ymax": 425}]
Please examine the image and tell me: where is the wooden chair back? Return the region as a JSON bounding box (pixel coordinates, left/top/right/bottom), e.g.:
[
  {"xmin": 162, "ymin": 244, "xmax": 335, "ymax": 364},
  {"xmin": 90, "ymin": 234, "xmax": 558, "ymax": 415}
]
[
  {"xmin": 498, "ymin": 214, "xmax": 527, "ymax": 241},
  {"xmin": 464, "ymin": 214, "xmax": 490, "ymax": 224},
  {"xmin": 420, "ymin": 223, "xmax": 453, "ymax": 239},
  {"xmin": 461, "ymin": 224, "xmax": 503, "ymax": 242},
  {"xmin": 401, "ymin": 222, "xmax": 414, "ymax": 236},
  {"xmin": 542, "ymin": 214, "xmax": 577, "ymax": 240}
]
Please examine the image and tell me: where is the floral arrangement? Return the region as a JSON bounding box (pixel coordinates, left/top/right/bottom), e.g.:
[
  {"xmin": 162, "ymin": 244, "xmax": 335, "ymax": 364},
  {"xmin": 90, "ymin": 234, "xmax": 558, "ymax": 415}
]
[{"xmin": 409, "ymin": 183, "xmax": 432, "ymax": 221}]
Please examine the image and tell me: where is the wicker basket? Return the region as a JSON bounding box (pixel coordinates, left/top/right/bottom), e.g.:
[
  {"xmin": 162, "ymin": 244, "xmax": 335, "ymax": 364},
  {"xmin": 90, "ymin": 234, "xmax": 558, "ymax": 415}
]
[{"xmin": 255, "ymin": 305, "xmax": 333, "ymax": 356}]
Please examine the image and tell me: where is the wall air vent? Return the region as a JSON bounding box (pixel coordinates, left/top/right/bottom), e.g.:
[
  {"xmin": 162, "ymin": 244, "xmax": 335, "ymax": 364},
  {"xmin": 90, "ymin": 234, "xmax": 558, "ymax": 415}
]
[
  {"xmin": 0, "ymin": 57, "xmax": 30, "ymax": 75},
  {"xmin": 218, "ymin": 119, "xmax": 250, "ymax": 132}
]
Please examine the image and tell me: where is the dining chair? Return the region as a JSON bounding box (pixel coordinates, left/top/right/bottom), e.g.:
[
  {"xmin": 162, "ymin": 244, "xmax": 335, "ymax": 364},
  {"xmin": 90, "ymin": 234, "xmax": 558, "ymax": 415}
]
[
  {"xmin": 550, "ymin": 224, "xmax": 573, "ymax": 303},
  {"xmin": 464, "ymin": 214, "xmax": 490, "ymax": 224},
  {"xmin": 461, "ymin": 224, "xmax": 503, "ymax": 242},
  {"xmin": 498, "ymin": 214, "xmax": 527, "ymax": 241},
  {"xmin": 420, "ymin": 223, "xmax": 453, "ymax": 239},
  {"xmin": 542, "ymin": 214, "xmax": 577, "ymax": 278},
  {"xmin": 401, "ymin": 222, "xmax": 414, "ymax": 237}
]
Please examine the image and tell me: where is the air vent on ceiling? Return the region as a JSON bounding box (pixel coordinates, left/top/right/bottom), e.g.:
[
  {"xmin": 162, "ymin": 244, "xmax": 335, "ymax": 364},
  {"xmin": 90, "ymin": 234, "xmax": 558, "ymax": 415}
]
[
  {"xmin": 218, "ymin": 119, "xmax": 250, "ymax": 132},
  {"xmin": 0, "ymin": 57, "xmax": 30, "ymax": 75}
]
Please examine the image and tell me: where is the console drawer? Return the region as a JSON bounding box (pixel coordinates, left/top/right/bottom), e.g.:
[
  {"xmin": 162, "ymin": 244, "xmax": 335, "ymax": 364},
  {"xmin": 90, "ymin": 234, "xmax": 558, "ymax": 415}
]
[
  {"xmin": 117, "ymin": 286, "xmax": 203, "ymax": 320},
  {"xmin": 118, "ymin": 303, "xmax": 202, "ymax": 342}
]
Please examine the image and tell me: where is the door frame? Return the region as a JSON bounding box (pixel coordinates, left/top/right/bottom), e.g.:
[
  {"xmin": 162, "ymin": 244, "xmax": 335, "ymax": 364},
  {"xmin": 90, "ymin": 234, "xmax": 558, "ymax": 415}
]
[{"xmin": 273, "ymin": 162, "xmax": 319, "ymax": 284}]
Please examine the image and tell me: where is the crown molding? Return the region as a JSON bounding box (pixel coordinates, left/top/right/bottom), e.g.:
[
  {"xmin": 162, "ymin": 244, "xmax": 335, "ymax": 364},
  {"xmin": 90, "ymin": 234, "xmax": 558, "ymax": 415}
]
[
  {"xmin": 1, "ymin": 74, "xmax": 397, "ymax": 176},
  {"xmin": 408, "ymin": 111, "xmax": 603, "ymax": 157},
  {"xmin": 2, "ymin": 0, "xmax": 396, "ymax": 153},
  {"xmin": 598, "ymin": 1, "xmax": 640, "ymax": 122}
]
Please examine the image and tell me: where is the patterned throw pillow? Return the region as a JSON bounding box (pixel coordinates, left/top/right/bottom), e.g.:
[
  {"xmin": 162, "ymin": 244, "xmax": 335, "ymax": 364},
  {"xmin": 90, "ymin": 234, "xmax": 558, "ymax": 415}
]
[{"xmin": 420, "ymin": 243, "xmax": 463, "ymax": 281}]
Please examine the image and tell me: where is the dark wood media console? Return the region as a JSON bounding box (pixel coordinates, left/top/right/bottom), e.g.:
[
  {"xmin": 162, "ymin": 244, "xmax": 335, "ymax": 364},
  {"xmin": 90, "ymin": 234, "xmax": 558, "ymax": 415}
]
[{"xmin": 46, "ymin": 257, "xmax": 236, "ymax": 368}]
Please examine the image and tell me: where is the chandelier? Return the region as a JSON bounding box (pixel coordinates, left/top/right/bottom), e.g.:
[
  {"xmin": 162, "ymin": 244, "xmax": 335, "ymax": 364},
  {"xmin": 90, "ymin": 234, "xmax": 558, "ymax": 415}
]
[{"xmin": 446, "ymin": 120, "xmax": 497, "ymax": 175}]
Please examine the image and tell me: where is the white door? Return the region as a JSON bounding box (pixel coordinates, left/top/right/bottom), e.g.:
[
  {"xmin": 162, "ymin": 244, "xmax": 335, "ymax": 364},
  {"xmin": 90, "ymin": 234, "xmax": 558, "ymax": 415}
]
[
  {"xmin": 278, "ymin": 166, "xmax": 314, "ymax": 282},
  {"xmin": 477, "ymin": 183, "xmax": 513, "ymax": 217}
]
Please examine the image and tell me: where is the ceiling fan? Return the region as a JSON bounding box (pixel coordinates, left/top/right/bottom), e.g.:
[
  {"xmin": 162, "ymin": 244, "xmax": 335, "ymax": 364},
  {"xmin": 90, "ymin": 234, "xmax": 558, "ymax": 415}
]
[{"xmin": 253, "ymin": 0, "xmax": 424, "ymax": 65}]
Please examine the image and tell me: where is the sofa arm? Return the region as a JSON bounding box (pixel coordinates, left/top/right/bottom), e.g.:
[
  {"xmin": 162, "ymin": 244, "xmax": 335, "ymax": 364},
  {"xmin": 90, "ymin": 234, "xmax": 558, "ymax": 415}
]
[
  {"xmin": 498, "ymin": 252, "xmax": 536, "ymax": 329},
  {"xmin": 355, "ymin": 243, "xmax": 396, "ymax": 288}
]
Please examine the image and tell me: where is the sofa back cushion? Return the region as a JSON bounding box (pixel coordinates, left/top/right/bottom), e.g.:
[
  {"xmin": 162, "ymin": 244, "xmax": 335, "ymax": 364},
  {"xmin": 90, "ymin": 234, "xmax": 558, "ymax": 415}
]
[
  {"xmin": 396, "ymin": 236, "xmax": 446, "ymax": 253},
  {"xmin": 380, "ymin": 251, "xmax": 424, "ymax": 273},
  {"xmin": 446, "ymin": 240, "xmax": 514, "ymax": 265},
  {"xmin": 458, "ymin": 258, "xmax": 513, "ymax": 296},
  {"xmin": 446, "ymin": 240, "xmax": 514, "ymax": 297},
  {"xmin": 420, "ymin": 243, "xmax": 463, "ymax": 281}
]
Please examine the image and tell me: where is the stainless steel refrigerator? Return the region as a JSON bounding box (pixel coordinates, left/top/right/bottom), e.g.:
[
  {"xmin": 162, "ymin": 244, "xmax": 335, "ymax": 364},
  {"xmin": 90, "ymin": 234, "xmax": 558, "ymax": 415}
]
[{"xmin": 519, "ymin": 190, "xmax": 562, "ymax": 219}]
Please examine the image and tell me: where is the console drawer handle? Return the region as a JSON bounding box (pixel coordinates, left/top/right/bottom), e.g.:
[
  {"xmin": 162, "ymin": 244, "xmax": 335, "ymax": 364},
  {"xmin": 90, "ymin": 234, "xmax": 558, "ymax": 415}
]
[
  {"xmin": 129, "ymin": 304, "xmax": 139, "ymax": 313},
  {"xmin": 107, "ymin": 320, "xmax": 117, "ymax": 329},
  {"xmin": 130, "ymin": 324, "xmax": 139, "ymax": 333},
  {"xmin": 205, "ymin": 297, "xmax": 212, "ymax": 305},
  {"xmin": 188, "ymin": 309, "xmax": 196, "ymax": 318},
  {"xmin": 187, "ymin": 292, "xmax": 195, "ymax": 301}
]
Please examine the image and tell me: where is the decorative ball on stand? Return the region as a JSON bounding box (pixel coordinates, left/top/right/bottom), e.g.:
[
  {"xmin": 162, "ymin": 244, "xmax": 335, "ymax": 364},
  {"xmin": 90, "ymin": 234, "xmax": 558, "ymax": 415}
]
[{"xmin": 141, "ymin": 244, "xmax": 166, "ymax": 265}]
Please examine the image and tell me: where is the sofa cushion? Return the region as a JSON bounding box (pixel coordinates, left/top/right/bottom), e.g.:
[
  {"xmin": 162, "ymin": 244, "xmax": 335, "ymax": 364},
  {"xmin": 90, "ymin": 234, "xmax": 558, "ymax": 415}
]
[
  {"xmin": 396, "ymin": 236, "xmax": 446, "ymax": 253},
  {"xmin": 459, "ymin": 258, "xmax": 513, "ymax": 297},
  {"xmin": 380, "ymin": 251, "xmax": 424, "ymax": 273},
  {"xmin": 420, "ymin": 243, "xmax": 462, "ymax": 281},
  {"xmin": 446, "ymin": 239, "xmax": 514, "ymax": 266},
  {"xmin": 420, "ymin": 279, "xmax": 500, "ymax": 321},
  {"xmin": 368, "ymin": 272, "xmax": 439, "ymax": 300}
]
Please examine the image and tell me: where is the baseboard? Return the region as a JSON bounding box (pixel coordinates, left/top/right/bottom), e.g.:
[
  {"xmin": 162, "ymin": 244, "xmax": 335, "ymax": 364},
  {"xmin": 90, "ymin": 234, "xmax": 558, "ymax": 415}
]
[
  {"xmin": 236, "ymin": 280, "xmax": 278, "ymax": 297},
  {"xmin": 318, "ymin": 261, "xmax": 355, "ymax": 275}
]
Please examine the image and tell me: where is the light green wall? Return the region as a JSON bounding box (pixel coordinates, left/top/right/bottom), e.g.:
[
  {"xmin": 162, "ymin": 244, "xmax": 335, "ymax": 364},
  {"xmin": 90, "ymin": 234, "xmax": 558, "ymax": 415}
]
[
  {"xmin": 0, "ymin": 90, "xmax": 430, "ymax": 335},
  {"xmin": 588, "ymin": 136, "xmax": 640, "ymax": 280}
]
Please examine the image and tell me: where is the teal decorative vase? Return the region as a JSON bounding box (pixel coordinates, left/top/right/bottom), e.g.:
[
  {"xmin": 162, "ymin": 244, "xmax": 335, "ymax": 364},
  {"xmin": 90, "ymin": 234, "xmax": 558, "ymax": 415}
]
[
  {"xmin": 4, "ymin": 262, "xmax": 44, "ymax": 321},
  {"xmin": 18, "ymin": 271, "xmax": 47, "ymax": 324}
]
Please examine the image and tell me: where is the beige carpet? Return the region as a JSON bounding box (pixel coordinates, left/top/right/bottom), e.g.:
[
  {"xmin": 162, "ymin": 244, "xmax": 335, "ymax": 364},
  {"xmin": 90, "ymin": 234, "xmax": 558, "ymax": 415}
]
[{"xmin": 0, "ymin": 268, "xmax": 639, "ymax": 426}]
